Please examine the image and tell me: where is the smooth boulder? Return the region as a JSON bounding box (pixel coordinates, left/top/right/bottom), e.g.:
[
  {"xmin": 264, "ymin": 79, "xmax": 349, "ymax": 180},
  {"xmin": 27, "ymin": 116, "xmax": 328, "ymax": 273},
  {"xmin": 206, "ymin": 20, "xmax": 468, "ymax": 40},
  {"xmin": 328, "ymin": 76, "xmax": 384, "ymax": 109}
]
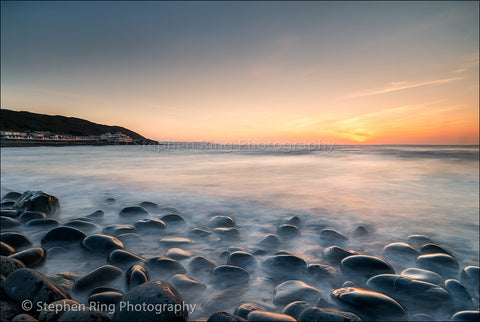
[
  {"xmin": 14, "ymin": 191, "xmax": 60, "ymax": 216},
  {"xmin": 341, "ymin": 255, "xmax": 394, "ymax": 282},
  {"xmin": 73, "ymin": 265, "xmax": 124, "ymax": 293},
  {"xmin": 82, "ymin": 234, "xmax": 124, "ymax": 254},
  {"xmin": 274, "ymin": 280, "xmax": 322, "ymax": 306},
  {"xmin": 41, "ymin": 227, "xmax": 87, "ymax": 247}
]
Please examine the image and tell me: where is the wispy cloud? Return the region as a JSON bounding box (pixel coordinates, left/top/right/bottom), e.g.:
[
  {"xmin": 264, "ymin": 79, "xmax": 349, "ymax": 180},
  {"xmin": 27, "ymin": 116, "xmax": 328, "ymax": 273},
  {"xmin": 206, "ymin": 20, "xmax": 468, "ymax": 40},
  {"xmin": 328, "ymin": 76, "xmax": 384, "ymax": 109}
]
[{"xmin": 345, "ymin": 76, "xmax": 463, "ymax": 99}]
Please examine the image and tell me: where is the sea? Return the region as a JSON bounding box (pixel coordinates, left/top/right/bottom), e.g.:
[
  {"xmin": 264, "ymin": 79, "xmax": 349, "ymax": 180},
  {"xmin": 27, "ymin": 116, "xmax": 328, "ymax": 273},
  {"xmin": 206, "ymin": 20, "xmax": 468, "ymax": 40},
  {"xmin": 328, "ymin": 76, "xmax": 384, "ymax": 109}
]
[{"xmin": 1, "ymin": 144, "xmax": 479, "ymax": 316}]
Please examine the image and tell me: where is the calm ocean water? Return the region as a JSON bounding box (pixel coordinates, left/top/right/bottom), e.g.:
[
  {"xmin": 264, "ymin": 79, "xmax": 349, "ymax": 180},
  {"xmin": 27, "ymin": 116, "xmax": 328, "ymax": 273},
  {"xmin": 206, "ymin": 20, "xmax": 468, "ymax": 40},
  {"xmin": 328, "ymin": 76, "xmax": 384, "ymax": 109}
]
[{"xmin": 1, "ymin": 144, "xmax": 479, "ymax": 313}]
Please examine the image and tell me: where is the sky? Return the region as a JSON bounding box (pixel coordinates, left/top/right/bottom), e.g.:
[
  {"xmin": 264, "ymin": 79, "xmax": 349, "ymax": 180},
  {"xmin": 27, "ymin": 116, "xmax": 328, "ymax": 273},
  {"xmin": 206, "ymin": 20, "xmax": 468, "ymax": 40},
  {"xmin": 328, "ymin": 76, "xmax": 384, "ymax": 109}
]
[{"xmin": 1, "ymin": 1, "xmax": 479, "ymax": 144}]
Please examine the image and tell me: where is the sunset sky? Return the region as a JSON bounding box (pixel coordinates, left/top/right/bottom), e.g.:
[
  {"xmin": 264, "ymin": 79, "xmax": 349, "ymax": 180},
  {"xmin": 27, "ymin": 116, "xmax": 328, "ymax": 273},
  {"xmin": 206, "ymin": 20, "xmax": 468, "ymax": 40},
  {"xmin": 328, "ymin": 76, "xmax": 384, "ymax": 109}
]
[{"xmin": 1, "ymin": 1, "xmax": 478, "ymax": 144}]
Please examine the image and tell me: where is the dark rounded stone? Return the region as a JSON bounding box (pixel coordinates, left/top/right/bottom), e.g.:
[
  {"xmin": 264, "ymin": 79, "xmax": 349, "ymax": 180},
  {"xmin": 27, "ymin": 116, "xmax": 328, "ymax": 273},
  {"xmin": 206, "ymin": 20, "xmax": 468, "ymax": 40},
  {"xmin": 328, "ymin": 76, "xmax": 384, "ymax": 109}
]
[
  {"xmin": 281, "ymin": 301, "xmax": 310, "ymax": 320},
  {"xmin": 41, "ymin": 227, "xmax": 87, "ymax": 247},
  {"xmin": 341, "ymin": 255, "xmax": 394, "ymax": 282},
  {"xmin": 13, "ymin": 191, "xmax": 60, "ymax": 216},
  {"xmin": 134, "ymin": 218, "xmax": 166, "ymax": 232},
  {"xmin": 407, "ymin": 235, "xmax": 433, "ymax": 249},
  {"xmin": 1, "ymin": 232, "xmax": 32, "ymax": 250},
  {"xmin": 87, "ymin": 210, "xmax": 105, "ymax": 220},
  {"xmin": 400, "ymin": 267, "xmax": 442, "ymax": 285},
  {"xmin": 12, "ymin": 313, "xmax": 38, "ymax": 322},
  {"xmin": 353, "ymin": 225, "xmax": 369, "ymax": 238},
  {"xmin": 1, "ymin": 216, "xmax": 21, "ymax": 229},
  {"xmin": 445, "ymin": 279, "xmax": 474, "ymax": 311},
  {"xmin": 19, "ymin": 211, "xmax": 46, "ymax": 223},
  {"xmin": 262, "ymin": 254, "xmax": 307, "ymax": 280},
  {"xmin": 450, "ymin": 311, "xmax": 480, "ymax": 321},
  {"xmin": 319, "ymin": 229, "xmax": 348, "ymax": 245},
  {"xmin": 2, "ymin": 192, "xmax": 23, "ymax": 201},
  {"xmin": 37, "ymin": 299, "xmax": 80, "ymax": 322},
  {"xmin": 139, "ymin": 201, "xmax": 160, "ymax": 213},
  {"xmin": 108, "ymin": 249, "xmax": 145, "ymax": 269},
  {"xmin": 227, "ymin": 251, "xmax": 257, "ymax": 271},
  {"xmin": 57, "ymin": 307, "xmax": 110, "ymax": 322},
  {"xmin": 367, "ymin": 274, "xmax": 453, "ymax": 315},
  {"xmin": 258, "ymin": 234, "xmax": 281, "ymax": 249},
  {"xmin": 104, "ymin": 197, "xmax": 116, "ymax": 204},
  {"xmin": 165, "ymin": 248, "xmax": 191, "ymax": 260},
  {"xmin": 214, "ymin": 227, "xmax": 241, "ymax": 241},
  {"xmin": 207, "ymin": 311, "xmax": 247, "ymax": 322},
  {"xmin": 212, "ymin": 265, "xmax": 250, "ymax": 287},
  {"xmin": 168, "ymin": 273, "xmax": 206, "ymax": 296},
  {"xmin": 209, "ymin": 215, "xmax": 235, "ymax": 228},
  {"xmin": 202, "ymin": 287, "xmax": 247, "ymax": 315},
  {"xmin": 126, "ymin": 264, "xmax": 149, "ymax": 289},
  {"xmin": 159, "ymin": 237, "xmax": 192, "ymax": 246},
  {"xmin": 4, "ymin": 268, "xmax": 70, "ymax": 304},
  {"xmin": 47, "ymin": 272, "xmax": 82, "ymax": 292},
  {"xmin": 411, "ymin": 313, "xmax": 433, "ymax": 321},
  {"xmin": 234, "ymin": 303, "xmax": 263, "ymax": 319},
  {"xmin": 26, "ymin": 218, "xmax": 60, "ymax": 229},
  {"xmin": 112, "ymin": 280, "xmax": 188, "ymax": 321},
  {"xmin": 331, "ymin": 287, "xmax": 407, "ymax": 321},
  {"xmin": 421, "ymin": 243, "xmax": 453, "ymax": 256},
  {"xmin": 0, "ymin": 209, "xmax": 19, "ymax": 217},
  {"xmin": 64, "ymin": 220, "xmax": 99, "ymax": 232},
  {"xmin": 160, "ymin": 213, "xmax": 186, "ymax": 225},
  {"xmin": 323, "ymin": 246, "xmax": 358, "ymax": 265},
  {"xmin": 416, "ymin": 253, "xmax": 459, "ymax": 273},
  {"xmin": 188, "ymin": 256, "xmax": 216, "ymax": 276},
  {"xmin": 1, "ymin": 241, "xmax": 15, "ymax": 256},
  {"xmin": 247, "ymin": 311, "xmax": 296, "ymax": 321},
  {"xmin": 1, "ymin": 255, "xmax": 26, "ymax": 277},
  {"xmin": 88, "ymin": 286, "xmax": 124, "ymax": 297},
  {"xmin": 82, "ymin": 234, "xmax": 124, "ymax": 254},
  {"xmin": 116, "ymin": 233, "xmax": 142, "ymax": 244},
  {"xmin": 1, "ymin": 300, "xmax": 23, "ymax": 322},
  {"xmin": 277, "ymin": 224, "xmax": 301, "ymax": 239},
  {"xmin": 188, "ymin": 228, "xmax": 212, "ymax": 239},
  {"xmin": 103, "ymin": 224, "xmax": 136, "ymax": 237},
  {"xmin": 460, "ymin": 266, "xmax": 479, "ymax": 296},
  {"xmin": 307, "ymin": 264, "xmax": 342, "ymax": 287},
  {"xmin": 73, "ymin": 265, "xmax": 124, "ymax": 293},
  {"xmin": 146, "ymin": 256, "xmax": 186, "ymax": 278},
  {"xmin": 383, "ymin": 242, "xmax": 420, "ymax": 258},
  {"xmin": 283, "ymin": 215, "xmax": 301, "ymax": 227},
  {"xmin": 119, "ymin": 206, "xmax": 149, "ymax": 217},
  {"xmin": 88, "ymin": 291, "xmax": 123, "ymax": 306},
  {"xmin": 298, "ymin": 307, "xmax": 361, "ymax": 322},
  {"xmin": 274, "ymin": 280, "xmax": 322, "ymax": 306},
  {"xmin": 9, "ymin": 247, "xmax": 45, "ymax": 267}
]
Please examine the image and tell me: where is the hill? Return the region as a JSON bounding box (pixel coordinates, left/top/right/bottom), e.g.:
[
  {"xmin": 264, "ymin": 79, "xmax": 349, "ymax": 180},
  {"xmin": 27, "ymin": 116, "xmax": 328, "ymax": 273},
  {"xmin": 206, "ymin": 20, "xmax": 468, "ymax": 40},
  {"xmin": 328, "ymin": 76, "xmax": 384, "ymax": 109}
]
[{"xmin": 1, "ymin": 109, "xmax": 152, "ymax": 142}]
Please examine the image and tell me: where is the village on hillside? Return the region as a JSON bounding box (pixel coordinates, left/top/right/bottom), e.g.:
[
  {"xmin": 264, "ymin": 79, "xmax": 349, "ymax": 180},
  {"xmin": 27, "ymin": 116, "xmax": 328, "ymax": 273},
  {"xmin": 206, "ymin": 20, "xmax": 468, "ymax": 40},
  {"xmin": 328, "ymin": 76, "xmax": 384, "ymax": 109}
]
[{"xmin": 0, "ymin": 130, "xmax": 134, "ymax": 143}]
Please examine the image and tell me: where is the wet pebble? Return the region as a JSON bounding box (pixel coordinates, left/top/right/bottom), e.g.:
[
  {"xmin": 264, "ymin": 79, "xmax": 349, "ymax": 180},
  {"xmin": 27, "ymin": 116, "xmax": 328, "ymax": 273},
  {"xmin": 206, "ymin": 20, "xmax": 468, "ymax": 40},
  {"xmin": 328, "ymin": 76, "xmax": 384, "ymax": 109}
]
[
  {"xmin": 12, "ymin": 313, "xmax": 38, "ymax": 322},
  {"xmin": 139, "ymin": 201, "xmax": 160, "ymax": 213},
  {"xmin": 234, "ymin": 302, "xmax": 263, "ymax": 319},
  {"xmin": 83, "ymin": 234, "xmax": 124, "ymax": 254},
  {"xmin": 126, "ymin": 265, "xmax": 149, "ymax": 289},
  {"xmin": 13, "ymin": 191, "xmax": 60, "ymax": 216},
  {"xmin": 26, "ymin": 218, "xmax": 60, "ymax": 229},
  {"xmin": 87, "ymin": 210, "xmax": 105, "ymax": 220},
  {"xmin": 383, "ymin": 242, "xmax": 419, "ymax": 258},
  {"xmin": 407, "ymin": 234, "xmax": 433, "ymax": 249},
  {"xmin": 41, "ymin": 227, "xmax": 87, "ymax": 247},
  {"xmin": 1, "ymin": 216, "xmax": 21, "ymax": 229},
  {"xmin": 281, "ymin": 301, "xmax": 310, "ymax": 320},
  {"xmin": 89, "ymin": 291, "xmax": 123, "ymax": 306},
  {"xmin": 450, "ymin": 310, "xmax": 480, "ymax": 321},
  {"xmin": 18, "ymin": 211, "xmax": 46, "ymax": 223},
  {"xmin": 460, "ymin": 265, "xmax": 479, "ymax": 296},
  {"xmin": 2, "ymin": 191, "xmax": 23, "ymax": 201},
  {"xmin": 353, "ymin": 225, "xmax": 369, "ymax": 238},
  {"xmin": 307, "ymin": 263, "xmax": 342, "ymax": 287},
  {"xmin": 297, "ymin": 307, "xmax": 361, "ymax": 322},
  {"xmin": 400, "ymin": 267, "xmax": 442, "ymax": 285},
  {"xmin": 0, "ymin": 209, "xmax": 19, "ymax": 217},
  {"xmin": 1, "ymin": 241, "xmax": 15, "ymax": 256},
  {"xmin": 277, "ymin": 224, "xmax": 301, "ymax": 240},
  {"xmin": 211, "ymin": 265, "xmax": 250, "ymax": 287},
  {"xmin": 103, "ymin": 225, "xmax": 136, "ymax": 237},
  {"xmin": 444, "ymin": 279, "xmax": 474, "ymax": 311},
  {"xmin": 274, "ymin": 280, "xmax": 323, "ymax": 306},
  {"xmin": 118, "ymin": 206, "xmax": 149, "ymax": 218},
  {"xmin": 159, "ymin": 237, "xmax": 192, "ymax": 246},
  {"xmin": 188, "ymin": 256, "xmax": 216, "ymax": 277},
  {"xmin": 165, "ymin": 248, "xmax": 191, "ymax": 260},
  {"xmin": 188, "ymin": 228, "xmax": 212, "ymax": 240},
  {"xmin": 209, "ymin": 215, "xmax": 235, "ymax": 228},
  {"xmin": 37, "ymin": 299, "xmax": 81, "ymax": 322},
  {"xmin": 207, "ymin": 311, "xmax": 246, "ymax": 322},
  {"xmin": 227, "ymin": 251, "xmax": 256, "ymax": 271},
  {"xmin": 341, "ymin": 255, "xmax": 394, "ymax": 282},
  {"xmin": 108, "ymin": 249, "xmax": 145, "ymax": 269},
  {"xmin": 262, "ymin": 254, "xmax": 307, "ymax": 280},
  {"xmin": 214, "ymin": 227, "xmax": 241, "ymax": 241},
  {"xmin": 146, "ymin": 256, "xmax": 186, "ymax": 278},
  {"xmin": 323, "ymin": 246, "xmax": 358, "ymax": 265},
  {"xmin": 319, "ymin": 229, "xmax": 348, "ymax": 245},
  {"xmin": 421, "ymin": 243, "xmax": 454, "ymax": 256},
  {"xmin": 9, "ymin": 247, "xmax": 45, "ymax": 267},
  {"xmin": 1, "ymin": 232, "xmax": 32, "ymax": 250},
  {"xmin": 416, "ymin": 253, "xmax": 459, "ymax": 274},
  {"xmin": 168, "ymin": 273, "xmax": 206, "ymax": 297},
  {"xmin": 1, "ymin": 255, "xmax": 26, "ymax": 277},
  {"xmin": 48, "ymin": 272, "xmax": 81, "ymax": 292},
  {"xmin": 73, "ymin": 265, "xmax": 124, "ymax": 293},
  {"xmin": 247, "ymin": 311, "xmax": 296, "ymax": 321},
  {"xmin": 64, "ymin": 219, "xmax": 99, "ymax": 232},
  {"xmin": 134, "ymin": 218, "xmax": 166, "ymax": 232},
  {"xmin": 89, "ymin": 287, "xmax": 124, "ymax": 297},
  {"xmin": 160, "ymin": 213, "xmax": 186, "ymax": 226},
  {"xmin": 258, "ymin": 234, "xmax": 281, "ymax": 249}
]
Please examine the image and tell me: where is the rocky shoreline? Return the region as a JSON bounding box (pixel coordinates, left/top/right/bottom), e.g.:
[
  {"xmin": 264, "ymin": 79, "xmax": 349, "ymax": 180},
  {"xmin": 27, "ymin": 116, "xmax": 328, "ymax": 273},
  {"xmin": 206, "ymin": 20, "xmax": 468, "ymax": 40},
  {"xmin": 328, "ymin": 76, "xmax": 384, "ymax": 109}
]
[{"xmin": 1, "ymin": 190, "xmax": 479, "ymax": 321}]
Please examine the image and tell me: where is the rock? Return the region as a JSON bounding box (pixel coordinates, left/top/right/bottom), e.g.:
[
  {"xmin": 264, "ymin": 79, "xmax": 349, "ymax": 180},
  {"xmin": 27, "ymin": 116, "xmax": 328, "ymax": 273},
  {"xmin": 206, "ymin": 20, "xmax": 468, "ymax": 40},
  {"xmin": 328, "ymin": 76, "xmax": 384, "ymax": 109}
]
[
  {"xmin": 298, "ymin": 307, "xmax": 361, "ymax": 322},
  {"xmin": 104, "ymin": 197, "xmax": 116, "ymax": 205},
  {"xmin": 262, "ymin": 254, "xmax": 307, "ymax": 280},
  {"xmin": 283, "ymin": 215, "xmax": 301, "ymax": 227},
  {"xmin": 87, "ymin": 210, "xmax": 105, "ymax": 220},
  {"xmin": 73, "ymin": 265, "xmax": 124, "ymax": 293},
  {"xmin": 227, "ymin": 251, "xmax": 256, "ymax": 271},
  {"xmin": 202, "ymin": 287, "xmax": 247, "ymax": 315},
  {"xmin": 57, "ymin": 307, "xmax": 110, "ymax": 322},
  {"xmin": 108, "ymin": 250, "xmax": 145, "ymax": 269},
  {"xmin": 1, "ymin": 216, "xmax": 21, "ymax": 229},
  {"xmin": 207, "ymin": 312, "xmax": 246, "ymax": 322},
  {"xmin": 1, "ymin": 232, "xmax": 32, "ymax": 250},
  {"xmin": 126, "ymin": 265, "xmax": 149, "ymax": 289},
  {"xmin": 319, "ymin": 229, "xmax": 348, "ymax": 245},
  {"xmin": 211, "ymin": 265, "xmax": 250, "ymax": 287},
  {"xmin": 26, "ymin": 218, "xmax": 60, "ymax": 229},
  {"xmin": 353, "ymin": 225, "xmax": 369, "ymax": 238},
  {"xmin": 168, "ymin": 273, "xmax": 206, "ymax": 297},
  {"xmin": 19, "ymin": 211, "xmax": 46, "ymax": 223},
  {"xmin": 247, "ymin": 311, "xmax": 296, "ymax": 321},
  {"xmin": 1, "ymin": 300, "xmax": 23, "ymax": 321},
  {"xmin": 157, "ymin": 207, "xmax": 181, "ymax": 215},
  {"xmin": 2, "ymin": 191, "xmax": 23, "ymax": 201},
  {"xmin": 410, "ymin": 313, "xmax": 433, "ymax": 321},
  {"xmin": 4, "ymin": 268, "xmax": 70, "ymax": 305},
  {"xmin": 139, "ymin": 201, "xmax": 160, "ymax": 213},
  {"xmin": 188, "ymin": 228, "xmax": 212, "ymax": 239},
  {"xmin": 214, "ymin": 227, "xmax": 240, "ymax": 241},
  {"xmin": 14, "ymin": 191, "xmax": 60, "ymax": 216},
  {"xmin": 450, "ymin": 311, "xmax": 480, "ymax": 321},
  {"xmin": 234, "ymin": 303, "xmax": 263, "ymax": 319},
  {"xmin": 160, "ymin": 213, "xmax": 186, "ymax": 225},
  {"xmin": 159, "ymin": 237, "xmax": 192, "ymax": 246},
  {"xmin": 119, "ymin": 206, "xmax": 149, "ymax": 218},
  {"xmin": 367, "ymin": 274, "xmax": 453, "ymax": 316},
  {"xmin": 407, "ymin": 235, "xmax": 433, "ymax": 249},
  {"xmin": 400, "ymin": 267, "xmax": 442, "ymax": 285},
  {"xmin": 188, "ymin": 256, "xmax": 216, "ymax": 276},
  {"xmin": 383, "ymin": 242, "xmax": 419, "ymax": 258},
  {"xmin": 9, "ymin": 247, "xmax": 45, "ymax": 267},
  {"xmin": 37, "ymin": 299, "xmax": 81, "ymax": 322},
  {"xmin": 146, "ymin": 256, "xmax": 186, "ymax": 278},
  {"xmin": 134, "ymin": 218, "xmax": 166, "ymax": 232},
  {"xmin": 460, "ymin": 266, "xmax": 479, "ymax": 297},
  {"xmin": 165, "ymin": 248, "xmax": 191, "ymax": 260},
  {"xmin": 445, "ymin": 279, "xmax": 474, "ymax": 311},
  {"xmin": 0, "ymin": 209, "xmax": 19, "ymax": 217},
  {"xmin": 82, "ymin": 234, "xmax": 124, "ymax": 254},
  {"xmin": 116, "ymin": 233, "xmax": 142, "ymax": 244},
  {"xmin": 421, "ymin": 243, "xmax": 454, "ymax": 256},
  {"xmin": 112, "ymin": 280, "xmax": 188, "ymax": 321},
  {"xmin": 64, "ymin": 220, "xmax": 99, "ymax": 232},
  {"xmin": 48, "ymin": 272, "xmax": 81, "ymax": 292},
  {"xmin": 416, "ymin": 253, "xmax": 459, "ymax": 274},
  {"xmin": 274, "ymin": 280, "xmax": 322, "ymax": 306},
  {"xmin": 342, "ymin": 281, "xmax": 356, "ymax": 288},
  {"xmin": 323, "ymin": 246, "xmax": 358, "ymax": 265},
  {"xmin": 258, "ymin": 234, "xmax": 281, "ymax": 249},
  {"xmin": 103, "ymin": 225, "xmax": 136, "ymax": 237},
  {"xmin": 341, "ymin": 255, "xmax": 394, "ymax": 282},
  {"xmin": 209, "ymin": 215, "xmax": 235, "ymax": 228},
  {"xmin": 41, "ymin": 227, "xmax": 87, "ymax": 247},
  {"xmin": 281, "ymin": 301, "xmax": 310, "ymax": 320},
  {"xmin": 277, "ymin": 225, "xmax": 301, "ymax": 239},
  {"xmin": 1, "ymin": 241, "xmax": 15, "ymax": 256},
  {"xmin": 89, "ymin": 291, "xmax": 123, "ymax": 306},
  {"xmin": 307, "ymin": 264, "xmax": 342, "ymax": 287},
  {"xmin": 331, "ymin": 287, "xmax": 407, "ymax": 321},
  {"xmin": 12, "ymin": 313, "xmax": 38, "ymax": 321},
  {"xmin": 89, "ymin": 286, "xmax": 124, "ymax": 297},
  {"xmin": 1, "ymin": 255, "xmax": 26, "ymax": 277}
]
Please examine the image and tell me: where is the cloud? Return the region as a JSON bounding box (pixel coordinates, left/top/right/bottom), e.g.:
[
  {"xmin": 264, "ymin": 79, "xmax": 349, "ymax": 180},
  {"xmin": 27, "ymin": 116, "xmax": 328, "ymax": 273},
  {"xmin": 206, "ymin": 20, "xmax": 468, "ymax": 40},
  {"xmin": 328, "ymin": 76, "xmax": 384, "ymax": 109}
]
[{"xmin": 345, "ymin": 76, "xmax": 463, "ymax": 99}]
